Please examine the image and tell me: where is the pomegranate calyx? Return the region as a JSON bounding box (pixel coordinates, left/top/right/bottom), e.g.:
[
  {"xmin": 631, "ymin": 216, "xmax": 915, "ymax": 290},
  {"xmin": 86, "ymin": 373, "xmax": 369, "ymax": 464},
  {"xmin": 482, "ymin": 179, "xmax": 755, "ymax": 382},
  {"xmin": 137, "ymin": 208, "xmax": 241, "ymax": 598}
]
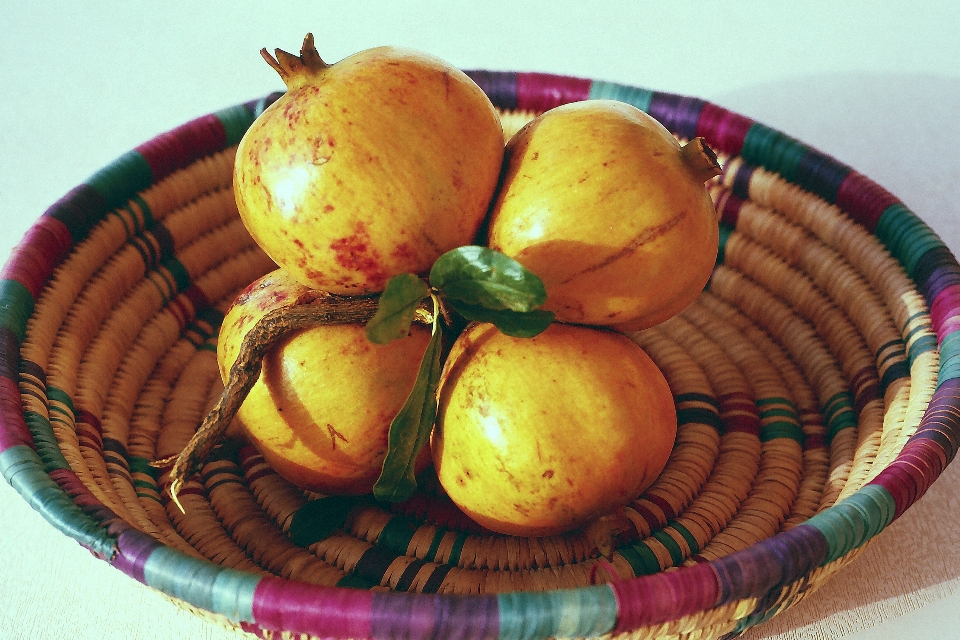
[
  {"xmin": 680, "ymin": 137, "xmax": 722, "ymax": 184},
  {"xmin": 261, "ymin": 33, "xmax": 330, "ymax": 90}
]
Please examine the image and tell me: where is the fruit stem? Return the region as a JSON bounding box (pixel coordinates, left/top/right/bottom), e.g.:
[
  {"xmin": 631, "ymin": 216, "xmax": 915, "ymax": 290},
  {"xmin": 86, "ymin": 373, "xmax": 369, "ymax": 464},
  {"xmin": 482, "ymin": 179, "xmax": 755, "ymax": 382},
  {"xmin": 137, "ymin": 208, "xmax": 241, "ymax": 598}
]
[
  {"xmin": 680, "ymin": 138, "xmax": 723, "ymax": 184},
  {"xmin": 153, "ymin": 291, "xmax": 381, "ymax": 511},
  {"xmin": 261, "ymin": 33, "xmax": 330, "ymax": 90}
]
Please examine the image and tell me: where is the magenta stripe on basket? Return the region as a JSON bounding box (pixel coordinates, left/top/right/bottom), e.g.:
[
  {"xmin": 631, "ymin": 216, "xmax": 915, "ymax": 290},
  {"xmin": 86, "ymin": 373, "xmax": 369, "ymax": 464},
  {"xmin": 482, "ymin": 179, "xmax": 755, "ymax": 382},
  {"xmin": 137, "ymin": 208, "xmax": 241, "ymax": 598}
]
[
  {"xmin": 835, "ymin": 171, "xmax": 901, "ymax": 232},
  {"xmin": 251, "ymin": 576, "xmax": 374, "ymax": 639},
  {"xmin": 930, "ymin": 285, "xmax": 960, "ymax": 342},
  {"xmin": 695, "ymin": 101, "xmax": 754, "ymax": 157},
  {"xmin": 0, "ymin": 378, "xmax": 31, "ymax": 452},
  {"xmin": 113, "ymin": 529, "xmax": 164, "ymax": 582},
  {"xmin": 0, "ymin": 217, "xmax": 74, "ymax": 299},
  {"xmin": 611, "ymin": 560, "xmax": 719, "ymax": 631},
  {"xmin": 135, "ymin": 113, "xmax": 228, "ymax": 184},
  {"xmin": 515, "ymin": 72, "xmax": 591, "ymax": 113}
]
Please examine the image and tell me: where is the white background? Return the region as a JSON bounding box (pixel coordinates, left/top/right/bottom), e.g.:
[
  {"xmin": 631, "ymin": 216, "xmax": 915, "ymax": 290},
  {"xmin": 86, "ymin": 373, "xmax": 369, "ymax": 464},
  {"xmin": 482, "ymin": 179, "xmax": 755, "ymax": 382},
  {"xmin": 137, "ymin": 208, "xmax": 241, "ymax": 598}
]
[{"xmin": 2, "ymin": 1, "xmax": 960, "ymax": 639}]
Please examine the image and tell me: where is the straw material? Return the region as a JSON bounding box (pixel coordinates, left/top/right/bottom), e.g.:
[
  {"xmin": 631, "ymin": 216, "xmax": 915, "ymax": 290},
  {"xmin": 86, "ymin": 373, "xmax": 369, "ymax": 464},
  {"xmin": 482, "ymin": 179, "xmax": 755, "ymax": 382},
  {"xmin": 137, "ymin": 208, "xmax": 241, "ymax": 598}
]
[{"xmin": 1, "ymin": 73, "xmax": 958, "ymax": 640}]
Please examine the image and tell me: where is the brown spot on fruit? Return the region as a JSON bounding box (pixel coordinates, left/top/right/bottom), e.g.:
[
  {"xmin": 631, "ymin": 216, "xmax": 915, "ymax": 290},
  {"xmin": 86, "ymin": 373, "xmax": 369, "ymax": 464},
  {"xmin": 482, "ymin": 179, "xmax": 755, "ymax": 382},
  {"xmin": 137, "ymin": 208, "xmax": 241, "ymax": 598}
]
[
  {"xmin": 542, "ymin": 469, "xmax": 554, "ymax": 479},
  {"xmin": 326, "ymin": 423, "xmax": 349, "ymax": 450}
]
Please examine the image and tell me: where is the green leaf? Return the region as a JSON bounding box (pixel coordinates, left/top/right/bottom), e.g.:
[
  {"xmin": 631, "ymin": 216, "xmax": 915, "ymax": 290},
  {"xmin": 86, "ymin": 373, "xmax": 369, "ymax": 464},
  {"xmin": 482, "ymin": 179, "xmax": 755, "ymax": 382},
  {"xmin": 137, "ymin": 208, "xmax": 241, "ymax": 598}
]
[
  {"xmin": 429, "ymin": 246, "xmax": 547, "ymax": 313},
  {"xmin": 449, "ymin": 300, "xmax": 555, "ymax": 338},
  {"xmin": 373, "ymin": 303, "xmax": 443, "ymax": 503},
  {"xmin": 365, "ymin": 273, "xmax": 430, "ymax": 344},
  {"xmin": 288, "ymin": 495, "xmax": 359, "ymax": 547}
]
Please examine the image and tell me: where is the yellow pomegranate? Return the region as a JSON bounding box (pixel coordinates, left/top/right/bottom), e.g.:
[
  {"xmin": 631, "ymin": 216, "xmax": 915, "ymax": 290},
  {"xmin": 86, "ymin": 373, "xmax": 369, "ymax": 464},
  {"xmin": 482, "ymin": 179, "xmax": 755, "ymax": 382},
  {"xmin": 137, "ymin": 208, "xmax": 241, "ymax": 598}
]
[
  {"xmin": 487, "ymin": 99, "xmax": 721, "ymax": 330},
  {"xmin": 432, "ymin": 322, "xmax": 677, "ymax": 536},
  {"xmin": 217, "ymin": 269, "xmax": 431, "ymax": 494},
  {"xmin": 234, "ymin": 34, "xmax": 504, "ymax": 294}
]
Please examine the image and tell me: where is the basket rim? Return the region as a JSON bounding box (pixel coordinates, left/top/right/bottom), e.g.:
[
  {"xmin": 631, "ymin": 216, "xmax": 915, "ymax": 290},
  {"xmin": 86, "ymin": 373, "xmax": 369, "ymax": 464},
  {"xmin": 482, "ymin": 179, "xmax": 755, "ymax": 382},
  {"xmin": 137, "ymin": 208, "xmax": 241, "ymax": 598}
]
[{"xmin": 0, "ymin": 69, "xmax": 957, "ymax": 639}]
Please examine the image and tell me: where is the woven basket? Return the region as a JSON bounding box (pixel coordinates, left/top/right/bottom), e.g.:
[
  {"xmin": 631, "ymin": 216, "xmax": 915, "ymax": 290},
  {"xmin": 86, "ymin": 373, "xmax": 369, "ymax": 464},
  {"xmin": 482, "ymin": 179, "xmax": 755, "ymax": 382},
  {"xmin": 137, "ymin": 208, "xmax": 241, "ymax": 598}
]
[{"xmin": 1, "ymin": 69, "xmax": 957, "ymax": 640}]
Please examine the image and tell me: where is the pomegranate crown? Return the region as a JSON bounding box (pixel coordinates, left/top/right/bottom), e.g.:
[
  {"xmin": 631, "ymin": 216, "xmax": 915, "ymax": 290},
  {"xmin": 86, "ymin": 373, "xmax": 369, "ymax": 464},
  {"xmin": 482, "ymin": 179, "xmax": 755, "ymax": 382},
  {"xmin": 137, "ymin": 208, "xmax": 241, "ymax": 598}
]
[{"xmin": 261, "ymin": 33, "xmax": 330, "ymax": 89}]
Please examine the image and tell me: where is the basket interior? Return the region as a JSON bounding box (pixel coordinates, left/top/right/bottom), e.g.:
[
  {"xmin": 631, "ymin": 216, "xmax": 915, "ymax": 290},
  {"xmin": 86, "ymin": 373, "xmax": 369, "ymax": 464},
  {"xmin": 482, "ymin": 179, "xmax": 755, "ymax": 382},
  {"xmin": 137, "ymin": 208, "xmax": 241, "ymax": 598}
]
[{"xmin": 0, "ymin": 71, "xmax": 958, "ymax": 640}]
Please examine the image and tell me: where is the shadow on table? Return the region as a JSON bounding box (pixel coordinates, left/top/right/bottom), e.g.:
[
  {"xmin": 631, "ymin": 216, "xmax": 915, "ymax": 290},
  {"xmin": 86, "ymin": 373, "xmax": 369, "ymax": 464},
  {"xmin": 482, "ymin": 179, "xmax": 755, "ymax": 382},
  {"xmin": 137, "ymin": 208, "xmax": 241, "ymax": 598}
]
[{"xmin": 711, "ymin": 72, "xmax": 960, "ymax": 638}]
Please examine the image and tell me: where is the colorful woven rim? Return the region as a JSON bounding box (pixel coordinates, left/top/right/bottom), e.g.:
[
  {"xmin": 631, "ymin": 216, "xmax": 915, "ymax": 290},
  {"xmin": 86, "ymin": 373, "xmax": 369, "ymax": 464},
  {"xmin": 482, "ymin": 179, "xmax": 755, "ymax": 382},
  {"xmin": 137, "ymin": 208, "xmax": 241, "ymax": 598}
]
[{"xmin": 1, "ymin": 69, "xmax": 957, "ymax": 640}]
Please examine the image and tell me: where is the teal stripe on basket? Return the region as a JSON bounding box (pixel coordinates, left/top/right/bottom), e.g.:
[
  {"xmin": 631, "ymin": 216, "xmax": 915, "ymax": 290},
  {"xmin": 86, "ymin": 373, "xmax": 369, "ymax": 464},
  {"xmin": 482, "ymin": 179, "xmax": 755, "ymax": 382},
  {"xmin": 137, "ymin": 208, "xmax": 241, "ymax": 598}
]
[
  {"xmin": 0, "ymin": 445, "xmax": 116, "ymax": 558},
  {"xmin": 85, "ymin": 149, "xmax": 154, "ymax": 210},
  {"xmin": 740, "ymin": 123, "xmax": 808, "ymax": 184},
  {"xmin": 22, "ymin": 411, "xmax": 71, "ymax": 472},
  {"xmin": 587, "ymin": 80, "xmax": 654, "ymax": 112},
  {"xmin": 0, "ymin": 279, "xmax": 34, "ymax": 344},
  {"xmin": 497, "ymin": 585, "xmax": 617, "ymax": 639},
  {"xmin": 876, "ymin": 203, "xmax": 946, "ymax": 279},
  {"xmin": 804, "ymin": 484, "xmax": 896, "ymax": 564},
  {"xmin": 938, "ymin": 332, "xmax": 960, "ymax": 383},
  {"xmin": 214, "ymin": 104, "xmax": 259, "ymax": 147},
  {"xmin": 142, "ymin": 546, "xmax": 259, "ymax": 624}
]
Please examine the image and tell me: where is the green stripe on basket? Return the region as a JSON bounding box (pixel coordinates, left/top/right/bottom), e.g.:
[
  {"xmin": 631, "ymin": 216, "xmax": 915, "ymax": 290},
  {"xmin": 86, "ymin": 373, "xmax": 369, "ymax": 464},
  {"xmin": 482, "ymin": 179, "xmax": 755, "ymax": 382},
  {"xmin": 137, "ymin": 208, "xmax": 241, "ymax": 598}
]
[
  {"xmin": 804, "ymin": 484, "xmax": 896, "ymax": 564},
  {"xmin": 717, "ymin": 223, "xmax": 734, "ymax": 265},
  {"xmin": 822, "ymin": 391, "xmax": 857, "ymax": 441},
  {"xmin": 142, "ymin": 546, "xmax": 259, "ymax": 623},
  {"xmin": 0, "ymin": 445, "xmax": 117, "ymax": 558},
  {"xmin": 0, "ymin": 279, "xmax": 34, "ymax": 343},
  {"xmin": 128, "ymin": 456, "xmax": 160, "ymax": 481},
  {"xmin": 214, "ymin": 104, "xmax": 259, "ymax": 147},
  {"xmin": 651, "ymin": 529, "xmax": 685, "ymax": 566},
  {"xmin": 618, "ymin": 540, "xmax": 662, "ymax": 576},
  {"xmin": 740, "ymin": 124, "xmax": 807, "ymax": 183},
  {"xmin": 446, "ymin": 531, "xmax": 469, "ymax": 567},
  {"xmin": 376, "ymin": 516, "xmax": 417, "ymax": 556},
  {"xmin": 23, "ymin": 412, "xmax": 71, "ymax": 471},
  {"xmin": 497, "ymin": 584, "xmax": 617, "ymax": 639},
  {"xmin": 587, "ymin": 80, "xmax": 654, "ymax": 112},
  {"xmin": 45, "ymin": 386, "xmax": 75, "ymax": 419},
  {"xmin": 875, "ymin": 203, "xmax": 945, "ymax": 279},
  {"xmin": 86, "ymin": 150, "xmax": 154, "ymax": 209},
  {"xmin": 756, "ymin": 398, "xmax": 804, "ymax": 444}
]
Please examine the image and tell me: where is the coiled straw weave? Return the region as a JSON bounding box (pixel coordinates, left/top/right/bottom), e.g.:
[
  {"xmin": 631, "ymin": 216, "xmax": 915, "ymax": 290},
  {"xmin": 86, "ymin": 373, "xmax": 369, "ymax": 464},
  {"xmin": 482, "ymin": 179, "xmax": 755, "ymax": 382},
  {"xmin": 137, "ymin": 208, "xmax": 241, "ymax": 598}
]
[{"xmin": 1, "ymin": 70, "xmax": 957, "ymax": 639}]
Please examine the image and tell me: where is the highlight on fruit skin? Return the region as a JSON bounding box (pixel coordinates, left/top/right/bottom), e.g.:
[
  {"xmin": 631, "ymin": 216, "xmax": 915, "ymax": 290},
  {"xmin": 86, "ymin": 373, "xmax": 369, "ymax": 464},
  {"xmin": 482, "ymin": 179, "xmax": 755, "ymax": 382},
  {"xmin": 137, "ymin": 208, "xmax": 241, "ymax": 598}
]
[
  {"xmin": 431, "ymin": 321, "xmax": 677, "ymax": 537},
  {"xmin": 233, "ymin": 34, "xmax": 505, "ymax": 295},
  {"xmin": 216, "ymin": 268, "xmax": 432, "ymax": 494},
  {"xmin": 487, "ymin": 99, "xmax": 722, "ymax": 331}
]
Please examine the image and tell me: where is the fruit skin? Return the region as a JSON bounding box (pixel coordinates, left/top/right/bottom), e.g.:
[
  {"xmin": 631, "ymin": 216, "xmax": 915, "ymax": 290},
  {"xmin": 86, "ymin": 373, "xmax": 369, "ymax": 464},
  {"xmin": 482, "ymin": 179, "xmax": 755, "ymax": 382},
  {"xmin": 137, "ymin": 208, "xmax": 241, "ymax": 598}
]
[
  {"xmin": 432, "ymin": 322, "xmax": 677, "ymax": 537},
  {"xmin": 217, "ymin": 269, "xmax": 431, "ymax": 494},
  {"xmin": 487, "ymin": 99, "xmax": 719, "ymax": 330},
  {"xmin": 234, "ymin": 37, "xmax": 505, "ymax": 295}
]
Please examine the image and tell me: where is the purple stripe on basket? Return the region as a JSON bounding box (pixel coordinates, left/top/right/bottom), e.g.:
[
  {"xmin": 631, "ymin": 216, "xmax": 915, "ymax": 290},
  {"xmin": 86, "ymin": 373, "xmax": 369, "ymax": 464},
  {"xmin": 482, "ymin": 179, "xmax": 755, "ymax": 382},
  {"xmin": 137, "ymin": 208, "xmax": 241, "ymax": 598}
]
[
  {"xmin": 371, "ymin": 592, "xmax": 499, "ymax": 640},
  {"xmin": 515, "ymin": 72, "xmax": 591, "ymax": 113},
  {"xmin": 730, "ymin": 161, "xmax": 755, "ymax": 201},
  {"xmin": 794, "ymin": 150, "xmax": 850, "ymax": 204},
  {"xmin": 135, "ymin": 113, "xmax": 228, "ymax": 184},
  {"xmin": 113, "ymin": 528, "xmax": 164, "ymax": 582},
  {"xmin": 922, "ymin": 268, "xmax": 960, "ymax": 317},
  {"xmin": 0, "ymin": 376, "xmax": 31, "ymax": 452},
  {"xmin": 464, "ymin": 70, "xmax": 519, "ymax": 111},
  {"xmin": 710, "ymin": 523, "xmax": 829, "ymax": 606},
  {"xmin": 611, "ymin": 560, "xmax": 718, "ymax": 631},
  {"xmin": 835, "ymin": 171, "xmax": 900, "ymax": 232},
  {"xmin": 695, "ymin": 102, "xmax": 753, "ymax": 156},
  {"xmin": 251, "ymin": 576, "xmax": 373, "ymax": 639},
  {"xmin": 647, "ymin": 93, "xmax": 706, "ymax": 142},
  {"xmin": 242, "ymin": 91, "xmax": 285, "ymax": 117},
  {"xmin": 870, "ymin": 379, "xmax": 960, "ymax": 518}
]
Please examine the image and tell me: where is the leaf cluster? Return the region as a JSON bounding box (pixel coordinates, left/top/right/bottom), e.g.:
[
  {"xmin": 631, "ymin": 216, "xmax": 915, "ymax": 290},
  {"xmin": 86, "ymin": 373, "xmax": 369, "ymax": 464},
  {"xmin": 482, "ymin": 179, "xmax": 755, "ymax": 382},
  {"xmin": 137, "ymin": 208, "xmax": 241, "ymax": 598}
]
[{"xmin": 363, "ymin": 246, "xmax": 554, "ymax": 502}]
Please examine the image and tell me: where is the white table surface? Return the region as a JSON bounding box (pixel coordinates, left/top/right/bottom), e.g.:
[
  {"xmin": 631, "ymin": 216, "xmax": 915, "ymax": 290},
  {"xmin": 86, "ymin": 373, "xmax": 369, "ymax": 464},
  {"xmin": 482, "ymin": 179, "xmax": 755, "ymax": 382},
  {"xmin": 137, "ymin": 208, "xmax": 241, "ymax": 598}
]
[{"xmin": 2, "ymin": 2, "xmax": 960, "ymax": 638}]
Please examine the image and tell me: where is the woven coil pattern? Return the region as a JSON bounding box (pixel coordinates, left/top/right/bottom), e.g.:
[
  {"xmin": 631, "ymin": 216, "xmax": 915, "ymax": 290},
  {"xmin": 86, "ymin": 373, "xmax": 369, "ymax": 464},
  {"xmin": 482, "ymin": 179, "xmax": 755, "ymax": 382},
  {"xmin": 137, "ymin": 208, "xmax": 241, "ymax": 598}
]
[{"xmin": 0, "ymin": 71, "xmax": 958, "ymax": 639}]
